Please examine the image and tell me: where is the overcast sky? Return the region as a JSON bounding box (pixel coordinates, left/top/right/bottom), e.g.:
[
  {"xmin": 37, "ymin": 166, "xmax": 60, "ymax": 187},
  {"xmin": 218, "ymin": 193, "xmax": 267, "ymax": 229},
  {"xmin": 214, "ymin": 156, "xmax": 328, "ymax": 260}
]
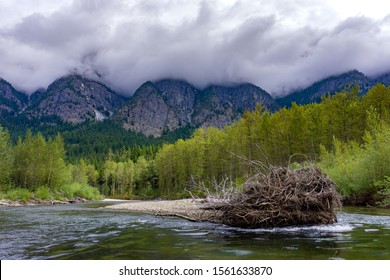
[{"xmin": 1, "ymin": 0, "xmax": 390, "ymax": 96}]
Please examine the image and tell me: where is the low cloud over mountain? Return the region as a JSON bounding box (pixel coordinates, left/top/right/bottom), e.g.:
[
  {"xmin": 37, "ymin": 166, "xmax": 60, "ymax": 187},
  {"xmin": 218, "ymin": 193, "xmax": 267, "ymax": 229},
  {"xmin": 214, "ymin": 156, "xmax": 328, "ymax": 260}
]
[{"xmin": 1, "ymin": 0, "xmax": 390, "ymax": 96}]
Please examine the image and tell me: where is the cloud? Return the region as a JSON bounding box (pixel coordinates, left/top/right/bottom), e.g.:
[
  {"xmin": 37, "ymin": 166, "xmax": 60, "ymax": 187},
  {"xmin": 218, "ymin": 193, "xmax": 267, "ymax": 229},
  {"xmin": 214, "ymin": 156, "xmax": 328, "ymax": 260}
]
[{"xmin": 0, "ymin": 0, "xmax": 390, "ymax": 96}]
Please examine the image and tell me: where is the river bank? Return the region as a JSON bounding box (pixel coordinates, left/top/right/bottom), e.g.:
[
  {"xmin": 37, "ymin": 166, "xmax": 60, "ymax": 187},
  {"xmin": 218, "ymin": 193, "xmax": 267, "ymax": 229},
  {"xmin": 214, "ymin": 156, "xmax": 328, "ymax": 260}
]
[
  {"xmin": 0, "ymin": 197, "xmax": 91, "ymax": 207},
  {"xmin": 1, "ymin": 196, "xmax": 387, "ymax": 210}
]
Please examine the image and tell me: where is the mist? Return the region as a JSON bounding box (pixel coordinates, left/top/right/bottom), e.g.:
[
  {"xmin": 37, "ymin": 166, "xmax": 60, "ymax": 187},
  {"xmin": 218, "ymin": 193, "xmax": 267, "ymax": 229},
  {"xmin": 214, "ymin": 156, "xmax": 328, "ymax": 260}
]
[{"xmin": 0, "ymin": 0, "xmax": 389, "ymax": 96}]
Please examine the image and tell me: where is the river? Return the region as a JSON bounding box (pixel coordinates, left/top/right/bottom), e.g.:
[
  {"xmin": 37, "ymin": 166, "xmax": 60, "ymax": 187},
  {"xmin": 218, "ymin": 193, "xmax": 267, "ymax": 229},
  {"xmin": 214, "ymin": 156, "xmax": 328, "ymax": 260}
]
[{"xmin": 0, "ymin": 201, "xmax": 389, "ymax": 260}]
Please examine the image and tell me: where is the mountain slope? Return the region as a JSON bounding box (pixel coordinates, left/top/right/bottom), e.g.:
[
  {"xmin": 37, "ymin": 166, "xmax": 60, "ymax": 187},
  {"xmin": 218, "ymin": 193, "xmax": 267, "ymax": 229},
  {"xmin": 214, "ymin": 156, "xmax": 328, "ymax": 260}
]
[
  {"xmin": 25, "ymin": 75, "xmax": 126, "ymax": 124},
  {"xmin": 154, "ymin": 79, "xmax": 199, "ymax": 126},
  {"xmin": 113, "ymin": 80, "xmax": 278, "ymax": 136},
  {"xmin": 277, "ymin": 70, "xmax": 374, "ymax": 107},
  {"xmin": 194, "ymin": 83, "xmax": 278, "ymax": 128},
  {"xmin": 113, "ymin": 82, "xmax": 180, "ymax": 136},
  {"xmin": 0, "ymin": 78, "xmax": 28, "ymax": 117},
  {"xmin": 375, "ymin": 72, "xmax": 390, "ymax": 85}
]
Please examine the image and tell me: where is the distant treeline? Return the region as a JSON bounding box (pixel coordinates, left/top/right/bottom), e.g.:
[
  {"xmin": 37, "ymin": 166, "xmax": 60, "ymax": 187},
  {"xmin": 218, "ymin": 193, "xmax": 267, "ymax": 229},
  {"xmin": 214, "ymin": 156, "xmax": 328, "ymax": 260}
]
[{"xmin": 3, "ymin": 116, "xmax": 194, "ymax": 168}]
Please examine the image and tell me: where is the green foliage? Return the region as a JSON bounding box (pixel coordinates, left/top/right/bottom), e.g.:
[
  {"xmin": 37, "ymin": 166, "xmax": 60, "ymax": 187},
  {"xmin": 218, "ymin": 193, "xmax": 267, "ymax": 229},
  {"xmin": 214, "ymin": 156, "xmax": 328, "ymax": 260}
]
[
  {"xmin": 320, "ymin": 85, "xmax": 364, "ymax": 144},
  {"xmin": 2, "ymin": 83, "xmax": 390, "ymax": 202},
  {"xmin": 5, "ymin": 188, "xmax": 33, "ymax": 202},
  {"xmin": 374, "ymin": 176, "xmax": 390, "ymax": 207},
  {"xmin": 34, "ymin": 186, "xmax": 52, "ymax": 200},
  {"xmin": 0, "ymin": 126, "xmax": 103, "ymax": 201},
  {"xmin": 374, "ymin": 177, "xmax": 390, "ymax": 207},
  {"xmin": 152, "ymin": 83, "xmax": 390, "ymax": 199},
  {"xmin": 319, "ymin": 124, "xmax": 390, "ymax": 203},
  {"xmin": 319, "ymin": 140, "xmax": 363, "ymax": 195},
  {"xmin": 12, "ymin": 131, "xmax": 68, "ymax": 190},
  {"xmin": 102, "ymin": 153, "xmax": 157, "ymax": 198},
  {"xmin": 2, "ymin": 183, "xmax": 102, "ymax": 202},
  {"xmin": 59, "ymin": 183, "xmax": 102, "ymax": 201},
  {"xmin": 362, "ymin": 83, "xmax": 390, "ymax": 124},
  {"xmin": 0, "ymin": 125, "xmax": 13, "ymax": 187},
  {"xmin": 5, "ymin": 118, "xmax": 193, "ymax": 165},
  {"xmin": 69, "ymin": 159, "xmax": 99, "ymax": 187}
]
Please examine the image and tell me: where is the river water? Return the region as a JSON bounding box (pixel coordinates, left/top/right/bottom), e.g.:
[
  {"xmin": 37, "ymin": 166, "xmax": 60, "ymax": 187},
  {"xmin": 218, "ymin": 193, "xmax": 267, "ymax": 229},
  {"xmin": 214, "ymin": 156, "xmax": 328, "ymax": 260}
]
[{"xmin": 0, "ymin": 201, "xmax": 389, "ymax": 260}]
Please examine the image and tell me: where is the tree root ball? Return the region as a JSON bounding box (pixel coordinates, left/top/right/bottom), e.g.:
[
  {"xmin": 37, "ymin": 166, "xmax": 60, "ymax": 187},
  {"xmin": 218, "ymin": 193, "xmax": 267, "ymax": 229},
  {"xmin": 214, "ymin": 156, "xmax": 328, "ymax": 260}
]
[{"xmin": 202, "ymin": 166, "xmax": 342, "ymax": 228}]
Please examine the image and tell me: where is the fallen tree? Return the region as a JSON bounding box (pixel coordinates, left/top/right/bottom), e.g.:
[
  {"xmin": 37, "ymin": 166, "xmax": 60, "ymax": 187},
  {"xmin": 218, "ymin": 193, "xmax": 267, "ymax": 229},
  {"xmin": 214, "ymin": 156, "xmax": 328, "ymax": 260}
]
[
  {"xmin": 201, "ymin": 166, "xmax": 342, "ymax": 228},
  {"xmin": 107, "ymin": 166, "xmax": 342, "ymax": 228}
]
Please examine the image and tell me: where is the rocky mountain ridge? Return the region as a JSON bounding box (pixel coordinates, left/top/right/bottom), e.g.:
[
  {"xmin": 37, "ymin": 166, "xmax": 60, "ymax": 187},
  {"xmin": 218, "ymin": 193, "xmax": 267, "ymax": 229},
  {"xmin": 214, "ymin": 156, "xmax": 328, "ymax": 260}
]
[
  {"xmin": 0, "ymin": 78, "xmax": 29, "ymax": 117},
  {"xmin": 276, "ymin": 70, "xmax": 375, "ymax": 107},
  {"xmin": 1, "ymin": 70, "xmax": 389, "ymax": 136},
  {"xmin": 25, "ymin": 75, "xmax": 127, "ymax": 125},
  {"xmin": 114, "ymin": 80, "xmax": 277, "ymax": 136}
]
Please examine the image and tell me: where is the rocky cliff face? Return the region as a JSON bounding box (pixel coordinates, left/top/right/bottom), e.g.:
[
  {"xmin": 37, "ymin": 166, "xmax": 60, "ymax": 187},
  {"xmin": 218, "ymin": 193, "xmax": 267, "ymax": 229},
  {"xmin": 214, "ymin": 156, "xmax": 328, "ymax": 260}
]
[
  {"xmin": 113, "ymin": 82, "xmax": 180, "ymax": 136},
  {"xmin": 26, "ymin": 75, "xmax": 126, "ymax": 124},
  {"xmin": 277, "ymin": 70, "xmax": 374, "ymax": 107},
  {"xmin": 194, "ymin": 83, "xmax": 277, "ymax": 129},
  {"xmin": 113, "ymin": 80, "xmax": 278, "ymax": 136},
  {"xmin": 154, "ymin": 79, "xmax": 199, "ymax": 126},
  {"xmin": 0, "ymin": 79, "xmax": 28, "ymax": 117}
]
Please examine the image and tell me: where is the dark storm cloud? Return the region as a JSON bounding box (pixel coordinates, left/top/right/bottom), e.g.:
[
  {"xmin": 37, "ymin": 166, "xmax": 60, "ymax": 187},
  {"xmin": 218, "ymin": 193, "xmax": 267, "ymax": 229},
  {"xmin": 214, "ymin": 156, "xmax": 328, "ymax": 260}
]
[{"xmin": 0, "ymin": 0, "xmax": 390, "ymax": 96}]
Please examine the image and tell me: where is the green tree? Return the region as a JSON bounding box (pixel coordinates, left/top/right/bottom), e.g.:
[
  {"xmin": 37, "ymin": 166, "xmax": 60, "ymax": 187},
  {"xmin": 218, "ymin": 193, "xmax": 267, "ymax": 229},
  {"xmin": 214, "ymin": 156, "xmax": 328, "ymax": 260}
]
[
  {"xmin": 0, "ymin": 125, "xmax": 13, "ymax": 187},
  {"xmin": 71, "ymin": 158, "xmax": 98, "ymax": 187},
  {"xmin": 319, "ymin": 123, "xmax": 390, "ymax": 201},
  {"xmin": 45, "ymin": 134, "xmax": 68, "ymax": 189},
  {"xmin": 13, "ymin": 131, "xmax": 68, "ymax": 190},
  {"xmin": 321, "ymin": 85, "xmax": 364, "ymax": 143},
  {"xmin": 362, "ymin": 83, "xmax": 390, "ymax": 124},
  {"xmin": 155, "ymin": 143, "xmax": 175, "ymax": 196}
]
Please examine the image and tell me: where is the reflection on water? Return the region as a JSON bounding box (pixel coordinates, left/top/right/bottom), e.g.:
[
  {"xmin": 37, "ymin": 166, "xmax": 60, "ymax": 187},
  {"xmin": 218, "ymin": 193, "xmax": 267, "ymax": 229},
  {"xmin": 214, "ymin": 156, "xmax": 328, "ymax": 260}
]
[{"xmin": 0, "ymin": 202, "xmax": 389, "ymax": 260}]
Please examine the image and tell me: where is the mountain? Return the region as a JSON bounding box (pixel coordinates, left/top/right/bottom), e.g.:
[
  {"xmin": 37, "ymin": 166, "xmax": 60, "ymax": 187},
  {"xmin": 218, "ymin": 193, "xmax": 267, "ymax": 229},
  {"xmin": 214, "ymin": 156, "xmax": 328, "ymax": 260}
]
[
  {"xmin": 375, "ymin": 72, "xmax": 390, "ymax": 85},
  {"xmin": 277, "ymin": 70, "xmax": 374, "ymax": 107},
  {"xmin": 1, "ymin": 69, "xmax": 389, "ymax": 138},
  {"xmin": 194, "ymin": 83, "xmax": 277, "ymax": 129},
  {"xmin": 113, "ymin": 82, "xmax": 181, "ymax": 137},
  {"xmin": 25, "ymin": 75, "xmax": 126, "ymax": 124},
  {"xmin": 0, "ymin": 78, "xmax": 28, "ymax": 117},
  {"xmin": 1, "ymin": 75, "xmax": 277, "ymax": 137},
  {"xmin": 113, "ymin": 80, "xmax": 278, "ymax": 136},
  {"xmin": 154, "ymin": 79, "xmax": 199, "ymax": 127}
]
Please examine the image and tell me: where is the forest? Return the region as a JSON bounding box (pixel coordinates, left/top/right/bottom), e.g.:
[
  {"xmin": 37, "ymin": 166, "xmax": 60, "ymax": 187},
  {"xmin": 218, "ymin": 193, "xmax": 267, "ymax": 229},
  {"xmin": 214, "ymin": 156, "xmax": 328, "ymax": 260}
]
[
  {"xmin": 1, "ymin": 83, "xmax": 389, "ymax": 206},
  {"xmin": 0, "ymin": 128, "xmax": 102, "ymax": 202},
  {"xmin": 3, "ymin": 115, "xmax": 194, "ymax": 168},
  {"xmin": 150, "ymin": 84, "xmax": 390, "ymax": 205}
]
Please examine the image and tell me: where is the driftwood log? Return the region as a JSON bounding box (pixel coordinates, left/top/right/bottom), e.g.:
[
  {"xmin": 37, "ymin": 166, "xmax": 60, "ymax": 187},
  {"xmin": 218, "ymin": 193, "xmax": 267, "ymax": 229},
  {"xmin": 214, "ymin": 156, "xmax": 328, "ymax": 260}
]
[{"xmin": 201, "ymin": 166, "xmax": 341, "ymax": 228}]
